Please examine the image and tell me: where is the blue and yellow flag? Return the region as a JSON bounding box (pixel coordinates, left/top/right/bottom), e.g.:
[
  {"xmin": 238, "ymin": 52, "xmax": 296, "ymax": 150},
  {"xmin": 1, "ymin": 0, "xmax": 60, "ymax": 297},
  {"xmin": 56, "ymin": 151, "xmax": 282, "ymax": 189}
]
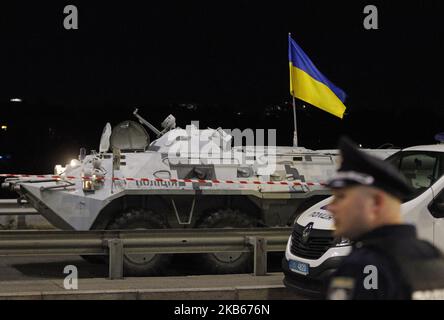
[{"xmin": 288, "ymin": 34, "xmax": 347, "ymax": 119}]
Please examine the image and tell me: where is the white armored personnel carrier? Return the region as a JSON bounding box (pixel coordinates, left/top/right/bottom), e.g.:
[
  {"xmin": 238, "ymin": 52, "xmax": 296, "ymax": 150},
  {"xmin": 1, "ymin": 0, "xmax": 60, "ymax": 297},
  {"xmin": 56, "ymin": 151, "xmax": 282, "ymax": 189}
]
[{"xmin": 2, "ymin": 109, "xmax": 397, "ymax": 275}]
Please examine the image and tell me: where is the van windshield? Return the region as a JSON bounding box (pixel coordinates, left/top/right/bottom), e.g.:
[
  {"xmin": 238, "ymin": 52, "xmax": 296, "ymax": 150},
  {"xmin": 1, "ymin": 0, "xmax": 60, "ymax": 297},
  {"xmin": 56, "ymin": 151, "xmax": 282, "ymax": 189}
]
[{"xmin": 386, "ymin": 151, "xmax": 444, "ymax": 202}]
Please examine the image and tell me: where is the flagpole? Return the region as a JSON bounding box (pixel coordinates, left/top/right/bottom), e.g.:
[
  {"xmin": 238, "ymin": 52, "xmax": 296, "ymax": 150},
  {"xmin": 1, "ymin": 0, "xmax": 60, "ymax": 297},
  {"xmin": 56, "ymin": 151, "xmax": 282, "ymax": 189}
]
[
  {"xmin": 289, "ymin": 33, "xmax": 298, "ymax": 147},
  {"xmin": 292, "ymin": 97, "xmax": 298, "ymax": 147}
]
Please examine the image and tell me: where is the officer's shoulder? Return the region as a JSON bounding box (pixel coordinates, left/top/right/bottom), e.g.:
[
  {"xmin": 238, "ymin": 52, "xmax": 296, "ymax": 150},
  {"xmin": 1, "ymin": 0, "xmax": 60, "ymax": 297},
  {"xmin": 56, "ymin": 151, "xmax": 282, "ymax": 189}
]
[
  {"xmin": 332, "ymin": 244, "xmax": 403, "ymax": 283},
  {"xmin": 365, "ymin": 236, "xmax": 443, "ymax": 260},
  {"xmin": 343, "ymin": 244, "xmax": 393, "ymax": 268}
]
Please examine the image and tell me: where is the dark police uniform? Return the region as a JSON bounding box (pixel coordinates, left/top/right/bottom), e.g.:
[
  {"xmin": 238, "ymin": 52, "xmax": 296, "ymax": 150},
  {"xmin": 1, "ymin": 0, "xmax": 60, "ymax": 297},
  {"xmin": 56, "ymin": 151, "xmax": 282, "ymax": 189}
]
[{"xmin": 325, "ymin": 137, "xmax": 444, "ymax": 300}]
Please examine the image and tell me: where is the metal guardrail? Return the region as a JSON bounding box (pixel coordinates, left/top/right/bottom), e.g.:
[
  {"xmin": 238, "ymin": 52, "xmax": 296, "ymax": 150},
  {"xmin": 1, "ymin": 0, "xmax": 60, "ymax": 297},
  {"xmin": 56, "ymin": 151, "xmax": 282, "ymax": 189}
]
[
  {"xmin": 0, "ymin": 227, "xmax": 291, "ymax": 279},
  {"xmin": 0, "ymin": 199, "xmax": 38, "ymax": 215}
]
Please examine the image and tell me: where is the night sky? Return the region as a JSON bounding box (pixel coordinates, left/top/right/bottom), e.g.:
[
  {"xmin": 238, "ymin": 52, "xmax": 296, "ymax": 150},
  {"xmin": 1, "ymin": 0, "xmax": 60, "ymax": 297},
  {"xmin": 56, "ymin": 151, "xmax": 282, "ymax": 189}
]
[{"xmin": 1, "ymin": 1, "xmax": 444, "ymax": 175}]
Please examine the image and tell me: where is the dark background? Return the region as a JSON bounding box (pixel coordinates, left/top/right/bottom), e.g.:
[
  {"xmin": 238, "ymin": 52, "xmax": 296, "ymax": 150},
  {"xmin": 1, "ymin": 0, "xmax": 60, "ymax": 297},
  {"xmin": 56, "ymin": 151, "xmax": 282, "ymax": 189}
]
[{"xmin": 0, "ymin": 0, "xmax": 443, "ymax": 174}]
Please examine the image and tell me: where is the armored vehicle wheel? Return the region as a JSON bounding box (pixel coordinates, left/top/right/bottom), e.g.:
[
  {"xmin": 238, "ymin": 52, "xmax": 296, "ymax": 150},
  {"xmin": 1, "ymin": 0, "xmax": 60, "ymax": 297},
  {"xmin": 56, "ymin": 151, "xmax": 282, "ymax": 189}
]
[
  {"xmin": 197, "ymin": 209, "xmax": 258, "ymax": 274},
  {"xmin": 108, "ymin": 209, "xmax": 172, "ymax": 276}
]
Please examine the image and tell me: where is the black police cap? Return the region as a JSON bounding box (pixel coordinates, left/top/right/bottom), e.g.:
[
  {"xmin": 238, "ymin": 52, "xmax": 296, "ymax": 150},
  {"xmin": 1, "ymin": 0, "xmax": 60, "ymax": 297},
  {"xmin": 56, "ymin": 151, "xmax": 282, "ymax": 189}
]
[{"xmin": 327, "ymin": 136, "xmax": 414, "ymax": 200}]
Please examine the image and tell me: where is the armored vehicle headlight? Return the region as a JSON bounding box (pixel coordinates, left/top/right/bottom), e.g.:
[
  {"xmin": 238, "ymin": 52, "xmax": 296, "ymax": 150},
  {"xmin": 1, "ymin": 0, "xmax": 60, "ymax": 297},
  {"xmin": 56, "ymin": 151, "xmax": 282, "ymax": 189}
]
[
  {"xmin": 82, "ymin": 179, "xmax": 94, "ymax": 192},
  {"xmin": 81, "ymin": 173, "xmax": 94, "ymax": 192}
]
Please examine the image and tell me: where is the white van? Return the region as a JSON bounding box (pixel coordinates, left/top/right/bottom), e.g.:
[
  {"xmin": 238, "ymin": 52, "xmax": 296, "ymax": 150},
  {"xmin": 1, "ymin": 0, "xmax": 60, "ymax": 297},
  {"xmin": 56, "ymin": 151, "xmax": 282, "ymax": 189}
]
[{"xmin": 283, "ymin": 144, "xmax": 444, "ymax": 297}]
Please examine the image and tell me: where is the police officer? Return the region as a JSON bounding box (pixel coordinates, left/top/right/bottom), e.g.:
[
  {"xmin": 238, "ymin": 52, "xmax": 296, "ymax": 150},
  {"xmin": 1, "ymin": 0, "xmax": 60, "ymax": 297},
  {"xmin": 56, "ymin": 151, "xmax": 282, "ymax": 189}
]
[{"xmin": 325, "ymin": 136, "xmax": 444, "ymax": 300}]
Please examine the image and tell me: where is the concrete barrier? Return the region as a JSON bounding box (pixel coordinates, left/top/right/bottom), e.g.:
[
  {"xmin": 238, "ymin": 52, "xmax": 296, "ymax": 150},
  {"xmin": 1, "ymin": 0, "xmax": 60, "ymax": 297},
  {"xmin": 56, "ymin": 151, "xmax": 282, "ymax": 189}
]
[
  {"xmin": 0, "ymin": 285, "xmax": 305, "ymax": 300},
  {"xmin": 0, "ymin": 273, "xmax": 308, "ymax": 300}
]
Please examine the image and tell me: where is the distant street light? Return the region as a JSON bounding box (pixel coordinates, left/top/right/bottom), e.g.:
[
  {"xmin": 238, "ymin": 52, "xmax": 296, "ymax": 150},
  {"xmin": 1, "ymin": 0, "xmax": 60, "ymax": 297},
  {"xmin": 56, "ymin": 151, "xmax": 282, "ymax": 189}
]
[{"xmin": 10, "ymin": 98, "xmax": 22, "ymax": 102}]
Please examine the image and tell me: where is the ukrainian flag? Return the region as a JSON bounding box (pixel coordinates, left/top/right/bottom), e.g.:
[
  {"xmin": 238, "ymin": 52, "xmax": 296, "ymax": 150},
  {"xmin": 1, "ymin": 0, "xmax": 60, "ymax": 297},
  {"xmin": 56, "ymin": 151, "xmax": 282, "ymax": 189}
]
[{"xmin": 288, "ymin": 34, "xmax": 347, "ymax": 119}]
